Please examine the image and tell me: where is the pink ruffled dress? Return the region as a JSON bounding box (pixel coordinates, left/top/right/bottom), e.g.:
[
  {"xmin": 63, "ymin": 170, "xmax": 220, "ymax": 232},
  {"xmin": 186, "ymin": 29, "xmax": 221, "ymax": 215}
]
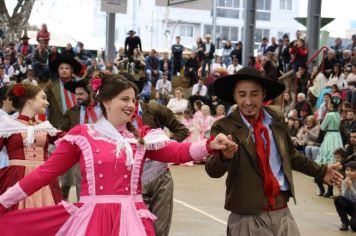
[{"xmin": 0, "ymin": 119, "xmax": 210, "ymax": 236}]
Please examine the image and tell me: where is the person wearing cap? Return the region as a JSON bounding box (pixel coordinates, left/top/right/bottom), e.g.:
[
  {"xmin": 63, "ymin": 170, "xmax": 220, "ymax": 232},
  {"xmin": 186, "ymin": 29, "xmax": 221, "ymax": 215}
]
[
  {"xmin": 59, "ymin": 78, "xmax": 102, "ymax": 201},
  {"xmin": 171, "ymin": 36, "xmax": 184, "ymax": 75},
  {"xmin": 201, "ymin": 34, "xmax": 215, "ymax": 78},
  {"xmin": 124, "ymin": 30, "xmax": 142, "ymax": 60},
  {"xmin": 206, "ymin": 67, "xmax": 343, "ymax": 235},
  {"xmin": 124, "ymin": 73, "xmax": 189, "ymax": 236},
  {"xmin": 16, "ymin": 32, "xmax": 34, "ymax": 64},
  {"xmin": 46, "ymin": 56, "xmax": 82, "ymax": 128},
  {"xmin": 334, "ymin": 160, "xmax": 356, "ymax": 231}
]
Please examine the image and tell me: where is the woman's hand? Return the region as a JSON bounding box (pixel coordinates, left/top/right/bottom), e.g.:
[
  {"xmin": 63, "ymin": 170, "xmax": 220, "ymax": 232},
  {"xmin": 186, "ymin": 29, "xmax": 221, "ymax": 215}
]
[{"xmin": 208, "ymin": 134, "xmax": 238, "ymax": 159}]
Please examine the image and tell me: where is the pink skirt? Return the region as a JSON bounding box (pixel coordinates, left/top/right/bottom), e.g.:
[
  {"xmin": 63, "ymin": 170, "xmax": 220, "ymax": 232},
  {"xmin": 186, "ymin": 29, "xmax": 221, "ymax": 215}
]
[{"xmin": 0, "ymin": 195, "xmax": 156, "ymax": 236}]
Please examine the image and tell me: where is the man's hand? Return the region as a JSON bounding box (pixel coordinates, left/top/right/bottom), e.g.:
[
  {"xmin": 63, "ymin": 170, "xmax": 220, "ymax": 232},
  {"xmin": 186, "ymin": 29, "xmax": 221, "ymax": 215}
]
[
  {"xmin": 323, "ymin": 165, "xmax": 343, "ymax": 186},
  {"xmin": 345, "ymin": 177, "xmax": 353, "ymax": 189},
  {"xmin": 209, "ymin": 134, "xmax": 238, "ymax": 159}
]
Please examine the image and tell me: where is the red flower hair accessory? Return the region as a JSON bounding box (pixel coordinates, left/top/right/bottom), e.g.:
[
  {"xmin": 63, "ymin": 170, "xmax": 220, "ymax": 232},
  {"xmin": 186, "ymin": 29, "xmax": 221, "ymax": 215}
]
[
  {"xmin": 12, "ymin": 84, "xmax": 25, "ymax": 97},
  {"xmin": 91, "ymin": 77, "xmax": 102, "ymax": 95}
]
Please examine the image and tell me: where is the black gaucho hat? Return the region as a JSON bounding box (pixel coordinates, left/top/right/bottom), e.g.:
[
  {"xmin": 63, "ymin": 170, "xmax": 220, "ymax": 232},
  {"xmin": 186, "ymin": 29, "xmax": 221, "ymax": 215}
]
[
  {"xmin": 213, "ymin": 66, "xmax": 286, "ymax": 103},
  {"xmin": 50, "ymin": 56, "xmax": 82, "ymax": 74},
  {"xmin": 64, "ymin": 79, "xmax": 90, "ymax": 94}
]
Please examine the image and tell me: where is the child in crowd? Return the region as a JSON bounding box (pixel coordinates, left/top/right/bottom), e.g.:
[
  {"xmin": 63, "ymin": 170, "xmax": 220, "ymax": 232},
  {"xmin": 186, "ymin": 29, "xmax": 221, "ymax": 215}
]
[
  {"xmin": 215, "ymin": 104, "xmax": 225, "ymax": 120},
  {"xmin": 334, "ymin": 161, "xmax": 356, "ymax": 232},
  {"xmin": 181, "ymin": 109, "xmax": 194, "ymax": 143}
]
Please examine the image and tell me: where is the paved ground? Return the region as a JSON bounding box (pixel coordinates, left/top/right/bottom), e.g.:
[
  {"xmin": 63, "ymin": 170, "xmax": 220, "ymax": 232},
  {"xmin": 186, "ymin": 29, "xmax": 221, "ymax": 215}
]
[{"xmin": 169, "ymin": 165, "xmax": 355, "ymax": 236}]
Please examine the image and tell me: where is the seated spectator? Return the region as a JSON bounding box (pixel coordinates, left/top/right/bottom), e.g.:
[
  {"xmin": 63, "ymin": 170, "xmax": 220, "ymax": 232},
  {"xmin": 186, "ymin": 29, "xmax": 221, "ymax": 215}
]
[
  {"xmin": 145, "ymin": 49, "xmax": 162, "ymax": 86},
  {"xmin": 281, "ymin": 89, "xmax": 295, "ymax": 118},
  {"xmin": 210, "ymin": 56, "xmax": 226, "ymax": 73},
  {"xmin": 181, "ymin": 109, "xmax": 194, "ymax": 143},
  {"xmin": 341, "ymin": 110, "xmax": 356, "ymax": 145},
  {"xmin": 167, "ymin": 87, "xmax": 188, "ymax": 116},
  {"xmin": 331, "ymin": 84, "xmax": 341, "ymax": 97},
  {"xmin": 82, "ymin": 59, "xmax": 100, "ymax": 79},
  {"xmin": 214, "ymin": 104, "xmax": 225, "ymax": 120},
  {"xmin": 76, "ymin": 42, "xmax": 92, "ymax": 63},
  {"xmin": 297, "ymin": 115, "xmax": 321, "ymax": 160},
  {"xmin": 61, "ymin": 43, "xmax": 76, "ymax": 58},
  {"xmin": 184, "ymin": 52, "xmax": 199, "ymax": 86},
  {"xmin": 227, "ymin": 57, "xmax": 243, "ymax": 75},
  {"xmin": 334, "ymin": 161, "xmax": 356, "ymax": 232},
  {"xmin": 343, "ymin": 130, "xmax": 356, "ymax": 163},
  {"xmin": 295, "ymin": 93, "xmax": 312, "ymax": 118},
  {"xmin": 230, "ymin": 41, "xmax": 242, "ymax": 65},
  {"xmin": 21, "ymin": 67, "xmax": 38, "ymax": 86},
  {"xmin": 341, "ymin": 50, "xmax": 352, "ymax": 67},
  {"xmin": 288, "ymin": 109, "xmax": 299, "ymax": 119},
  {"xmin": 150, "ymin": 91, "xmax": 166, "ymax": 106},
  {"xmin": 316, "ymin": 93, "xmax": 332, "ymax": 123},
  {"xmin": 308, "ymin": 69, "xmax": 328, "ymax": 108},
  {"xmin": 0, "ymin": 66, "xmax": 10, "ymax": 88},
  {"xmin": 102, "ymin": 61, "xmax": 118, "ymax": 75},
  {"xmin": 345, "ymin": 62, "xmax": 356, "ymax": 110},
  {"xmin": 3, "ymin": 55, "xmax": 14, "ymax": 77},
  {"xmin": 192, "ymin": 105, "xmax": 215, "ymax": 142},
  {"xmin": 192, "ymin": 78, "xmax": 207, "ymax": 97},
  {"xmin": 159, "ymin": 51, "xmax": 172, "ymax": 80},
  {"xmin": 334, "ymin": 148, "xmax": 348, "ymax": 177},
  {"xmin": 31, "ymin": 40, "xmax": 49, "ymax": 80},
  {"xmin": 114, "ymin": 47, "xmax": 128, "ymax": 72},
  {"xmin": 36, "ymin": 23, "xmax": 50, "ymax": 46},
  {"xmin": 328, "ymin": 63, "xmax": 347, "ymax": 90},
  {"xmin": 295, "ymin": 64, "xmax": 310, "ymax": 95},
  {"xmin": 331, "ymin": 37, "xmax": 345, "ymax": 61},
  {"xmin": 287, "ymin": 116, "xmax": 298, "ymax": 138},
  {"xmin": 130, "ymin": 48, "xmax": 145, "ymax": 74},
  {"xmin": 192, "ymin": 100, "xmax": 204, "ymax": 120},
  {"xmin": 323, "ymin": 49, "xmax": 338, "ymax": 75},
  {"xmin": 139, "ymin": 80, "xmax": 152, "ymax": 103},
  {"xmin": 155, "ymin": 72, "xmax": 172, "ymax": 96},
  {"xmin": 12, "ymin": 54, "xmax": 27, "ymax": 81}
]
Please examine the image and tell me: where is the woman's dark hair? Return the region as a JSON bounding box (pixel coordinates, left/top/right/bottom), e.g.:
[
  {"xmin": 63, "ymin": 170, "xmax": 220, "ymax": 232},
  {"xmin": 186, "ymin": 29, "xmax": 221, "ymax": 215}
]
[
  {"xmin": 194, "ymin": 100, "xmax": 203, "ymax": 110},
  {"xmin": 183, "ymin": 109, "xmax": 192, "ymax": 118},
  {"xmin": 330, "ymin": 96, "xmax": 341, "ymax": 110},
  {"xmin": 331, "ymin": 63, "xmax": 342, "ymax": 78},
  {"xmin": 334, "ymin": 148, "xmax": 347, "ymax": 159},
  {"xmin": 0, "ymin": 85, "xmax": 10, "ymax": 107},
  {"xmin": 8, "ymin": 83, "xmax": 42, "ymax": 110},
  {"xmin": 96, "ymin": 74, "xmax": 141, "ymax": 141}
]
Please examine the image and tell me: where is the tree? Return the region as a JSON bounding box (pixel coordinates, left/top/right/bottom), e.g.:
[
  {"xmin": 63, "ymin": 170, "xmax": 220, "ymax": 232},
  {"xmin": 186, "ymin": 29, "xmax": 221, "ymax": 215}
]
[{"xmin": 0, "ymin": 0, "xmax": 36, "ymax": 44}]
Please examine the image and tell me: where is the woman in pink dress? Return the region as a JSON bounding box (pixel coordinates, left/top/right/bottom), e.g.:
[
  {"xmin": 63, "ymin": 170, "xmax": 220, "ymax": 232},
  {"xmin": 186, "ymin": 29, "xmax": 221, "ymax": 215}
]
[
  {"xmin": 214, "ymin": 104, "xmax": 226, "ymax": 121},
  {"xmin": 193, "ymin": 105, "xmax": 216, "ymax": 141},
  {"xmin": 0, "ymin": 75, "xmax": 237, "ymax": 236},
  {"xmin": 0, "ymin": 84, "xmax": 63, "ymax": 214}
]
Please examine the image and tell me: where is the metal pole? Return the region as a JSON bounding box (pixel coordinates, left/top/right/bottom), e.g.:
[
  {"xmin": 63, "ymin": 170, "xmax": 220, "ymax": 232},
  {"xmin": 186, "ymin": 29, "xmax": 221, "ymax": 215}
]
[
  {"xmin": 105, "ymin": 12, "xmax": 116, "ymax": 62},
  {"xmin": 242, "ymin": 0, "xmax": 256, "ymax": 66},
  {"xmin": 306, "ymin": 0, "xmax": 322, "ymax": 69},
  {"xmin": 212, "ymin": 0, "xmax": 217, "ymax": 42}
]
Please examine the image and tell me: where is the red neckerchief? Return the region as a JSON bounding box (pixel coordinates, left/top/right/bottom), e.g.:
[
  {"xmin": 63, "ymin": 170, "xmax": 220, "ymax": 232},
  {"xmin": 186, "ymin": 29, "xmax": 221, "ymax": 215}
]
[
  {"xmin": 84, "ymin": 103, "xmax": 98, "ymax": 124},
  {"xmin": 243, "ymin": 110, "xmax": 280, "ymax": 207},
  {"xmin": 61, "ymin": 79, "xmax": 77, "ymax": 111},
  {"xmin": 21, "ymin": 44, "xmax": 29, "ymax": 56},
  {"xmin": 17, "ymin": 114, "xmax": 36, "ymax": 125}
]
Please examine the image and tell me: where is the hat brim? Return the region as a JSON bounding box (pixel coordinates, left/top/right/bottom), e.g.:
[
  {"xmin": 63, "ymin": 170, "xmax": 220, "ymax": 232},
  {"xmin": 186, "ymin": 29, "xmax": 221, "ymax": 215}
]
[
  {"xmin": 50, "ymin": 56, "xmax": 82, "ymax": 74},
  {"xmin": 213, "ymin": 68, "xmax": 285, "ymax": 103},
  {"xmin": 64, "ymin": 79, "xmax": 90, "ymax": 94},
  {"xmin": 127, "ymin": 31, "xmax": 136, "ymax": 35}
]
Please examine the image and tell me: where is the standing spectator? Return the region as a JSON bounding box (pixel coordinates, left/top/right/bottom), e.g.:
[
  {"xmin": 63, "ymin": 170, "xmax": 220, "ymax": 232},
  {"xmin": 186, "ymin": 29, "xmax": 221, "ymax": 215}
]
[
  {"xmin": 346, "ymin": 34, "xmax": 356, "ymax": 51},
  {"xmin": 201, "ymin": 34, "xmax": 215, "ymax": 78},
  {"xmin": 295, "ymin": 64, "xmax": 310, "ymax": 95},
  {"xmin": 48, "ymin": 46, "xmax": 61, "ymax": 68},
  {"xmin": 160, "ymin": 51, "xmax": 172, "ymax": 80},
  {"xmin": 266, "ymin": 36, "xmax": 279, "ymax": 53},
  {"xmin": 281, "ymin": 89, "xmax": 295, "ymax": 118},
  {"xmin": 257, "ymin": 37, "xmax": 268, "ymax": 55},
  {"xmin": 36, "ymin": 23, "xmax": 50, "ymax": 46},
  {"xmin": 263, "ymin": 52, "xmax": 280, "ymax": 81},
  {"xmin": 184, "ymin": 52, "xmax": 199, "ymax": 86},
  {"xmin": 3, "ymin": 56, "xmax": 14, "ymax": 77},
  {"xmin": 102, "ymin": 61, "xmax": 118, "ymax": 75},
  {"xmin": 227, "ymin": 57, "xmax": 243, "ymax": 75},
  {"xmin": 289, "ymin": 38, "xmax": 308, "ymax": 71},
  {"xmin": 32, "ymin": 40, "xmax": 49, "ymax": 80},
  {"xmin": 124, "ymin": 30, "xmax": 142, "ymax": 60},
  {"xmin": 316, "ymin": 93, "xmax": 332, "ymax": 122},
  {"xmin": 221, "ymin": 40, "xmax": 233, "ymax": 67},
  {"xmin": 75, "ymin": 42, "xmax": 92, "ymax": 63},
  {"xmin": 0, "ymin": 66, "xmax": 10, "ymax": 88},
  {"xmin": 280, "ymin": 37, "xmax": 291, "ymax": 73},
  {"xmin": 308, "ymin": 69, "xmax": 328, "ymax": 108},
  {"xmin": 331, "ymin": 37, "xmax": 345, "ymax": 61},
  {"xmin": 315, "ymin": 96, "xmax": 343, "ymax": 197},
  {"xmin": 145, "ymin": 49, "xmax": 162, "ymax": 86},
  {"xmin": 12, "ymin": 54, "xmax": 28, "ymax": 82},
  {"xmin": 171, "ymin": 36, "xmax": 184, "ymax": 75},
  {"xmin": 193, "ymin": 37, "xmax": 205, "ymax": 64},
  {"xmin": 155, "ymin": 72, "xmax": 172, "ymax": 96},
  {"xmin": 16, "ymin": 32, "xmax": 34, "ymax": 64},
  {"xmin": 230, "ymin": 41, "xmax": 243, "ymax": 65},
  {"xmin": 167, "ymin": 87, "xmax": 188, "ymax": 116},
  {"xmin": 61, "ymin": 43, "xmax": 76, "ymax": 58}
]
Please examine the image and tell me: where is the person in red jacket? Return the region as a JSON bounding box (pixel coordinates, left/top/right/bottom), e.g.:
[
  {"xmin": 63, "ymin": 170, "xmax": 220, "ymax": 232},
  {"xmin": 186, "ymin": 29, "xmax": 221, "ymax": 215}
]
[
  {"xmin": 289, "ymin": 38, "xmax": 308, "ymax": 71},
  {"xmin": 36, "ymin": 24, "xmax": 50, "ymax": 47}
]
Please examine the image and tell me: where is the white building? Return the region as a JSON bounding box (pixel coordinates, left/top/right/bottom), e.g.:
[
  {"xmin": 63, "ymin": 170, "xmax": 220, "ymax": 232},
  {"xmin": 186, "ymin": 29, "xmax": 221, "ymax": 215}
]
[{"xmin": 88, "ymin": 0, "xmax": 301, "ymax": 51}]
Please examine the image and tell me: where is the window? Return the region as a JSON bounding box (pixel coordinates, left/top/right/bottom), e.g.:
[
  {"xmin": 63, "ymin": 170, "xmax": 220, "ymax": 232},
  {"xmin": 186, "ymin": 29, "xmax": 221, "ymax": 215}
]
[
  {"xmin": 179, "ymin": 25, "xmax": 194, "ymax": 38},
  {"xmin": 279, "ymin": 0, "xmax": 292, "ymax": 10},
  {"xmin": 204, "ymin": 25, "xmax": 239, "ymax": 41},
  {"xmin": 256, "ymin": 0, "xmax": 271, "ymax": 21},
  {"xmin": 255, "ymin": 28, "xmax": 270, "ymax": 43},
  {"xmin": 216, "ymin": 0, "xmax": 240, "ymax": 18}
]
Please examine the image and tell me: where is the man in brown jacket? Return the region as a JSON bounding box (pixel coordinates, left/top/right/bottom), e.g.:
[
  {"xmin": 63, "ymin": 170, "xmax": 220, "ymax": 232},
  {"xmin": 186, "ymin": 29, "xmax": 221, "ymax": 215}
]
[{"xmin": 206, "ymin": 67, "xmax": 343, "ymax": 236}]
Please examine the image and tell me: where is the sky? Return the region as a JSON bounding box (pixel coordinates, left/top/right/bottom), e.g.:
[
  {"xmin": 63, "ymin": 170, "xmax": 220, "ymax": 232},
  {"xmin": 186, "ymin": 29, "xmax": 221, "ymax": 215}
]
[{"xmin": 4, "ymin": 0, "xmax": 356, "ymax": 41}]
